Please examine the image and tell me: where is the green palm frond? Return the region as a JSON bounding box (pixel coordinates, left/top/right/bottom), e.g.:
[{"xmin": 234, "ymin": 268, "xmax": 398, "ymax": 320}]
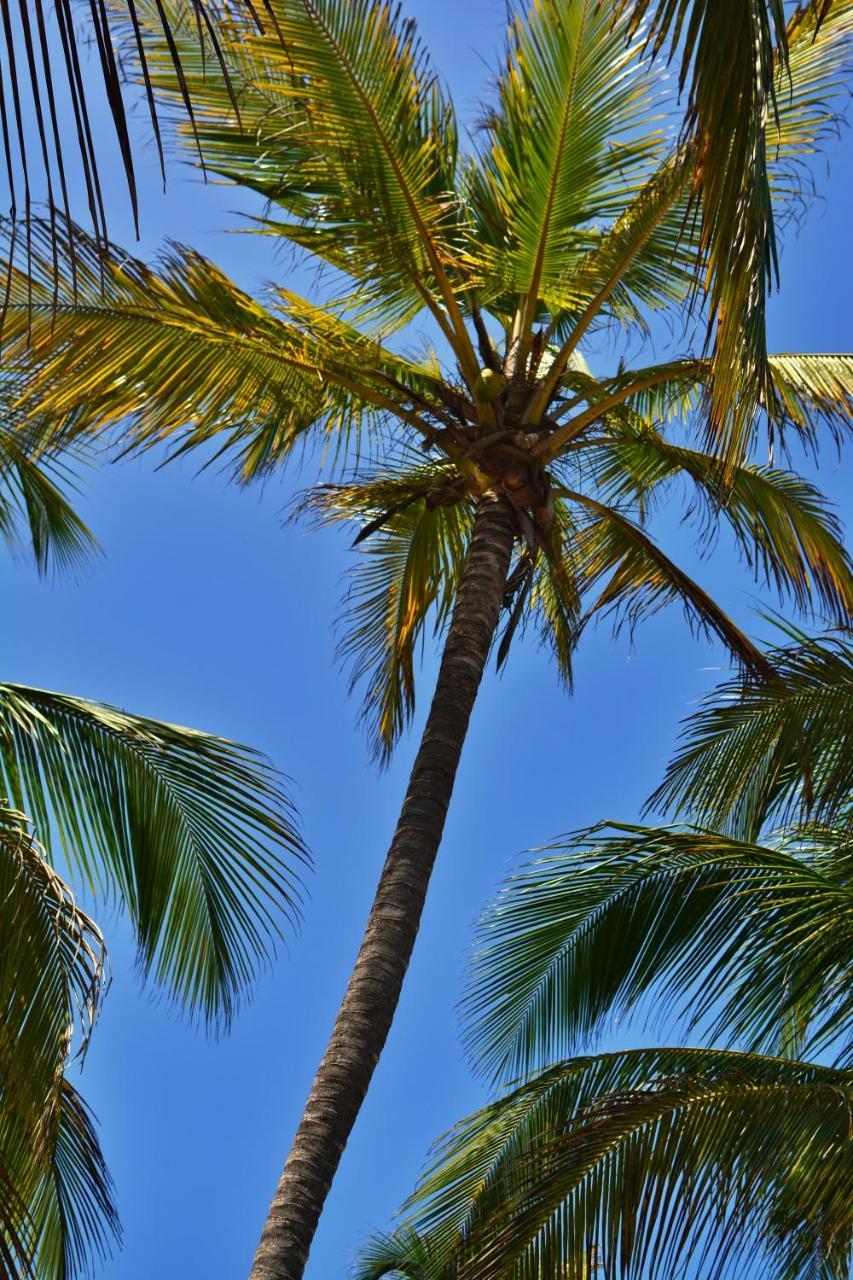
[
  {"xmin": 651, "ymin": 627, "xmax": 853, "ymax": 833},
  {"xmin": 561, "ymin": 492, "xmax": 770, "ymax": 675},
  {"xmin": 468, "ymin": 0, "xmax": 661, "ymax": 335},
  {"xmin": 398, "ymin": 1048, "xmax": 852, "ymax": 1280},
  {"xmin": 132, "ymin": 0, "xmax": 472, "ymax": 356},
  {"xmin": 611, "ymin": 1, "xmax": 851, "ymax": 473},
  {"xmin": 576, "ymin": 431, "xmax": 853, "ymax": 621},
  {"xmin": 0, "ymin": 805, "xmax": 116, "ymax": 1279},
  {"xmin": 0, "ymin": 684, "xmax": 308, "ymax": 1026},
  {"xmin": 462, "ymin": 823, "xmax": 853, "ymax": 1083},
  {"xmin": 548, "ymin": 353, "xmax": 853, "ymax": 457},
  {"xmin": 0, "ymin": 415, "xmax": 96, "ymax": 576},
  {"xmin": 300, "ymin": 462, "xmax": 472, "ymax": 761}
]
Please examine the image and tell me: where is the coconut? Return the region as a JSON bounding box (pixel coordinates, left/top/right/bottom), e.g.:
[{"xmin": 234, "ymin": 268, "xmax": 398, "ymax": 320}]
[{"xmin": 474, "ymin": 367, "xmax": 508, "ymax": 403}]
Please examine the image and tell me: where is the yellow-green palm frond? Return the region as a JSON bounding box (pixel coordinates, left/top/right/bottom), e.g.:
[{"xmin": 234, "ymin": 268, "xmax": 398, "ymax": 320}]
[
  {"xmin": 466, "ymin": 0, "xmax": 662, "ymax": 333},
  {"xmin": 576, "ymin": 431, "xmax": 853, "ymax": 622},
  {"xmin": 0, "ymin": 684, "xmax": 308, "ymax": 1028},
  {"xmin": 462, "ymin": 823, "xmax": 853, "ymax": 1083},
  {"xmin": 1, "ymin": 221, "xmax": 440, "ymax": 480},
  {"xmin": 299, "ymin": 460, "xmax": 472, "ymax": 762},
  {"xmin": 131, "ymin": 0, "xmax": 470, "ymax": 348},
  {"xmin": 651, "ymin": 626, "xmax": 853, "ymax": 834},
  {"xmin": 0, "ymin": 805, "xmax": 117, "ymax": 1279},
  {"xmin": 546, "ymin": 352, "xmax": 853, "ymax": 461},
  {"xmin": 395, "ymin": 1048, "xmax": 852, "ymax": 1280},
  {"xmin": 3, "ymin": 1079, "xmax": 119, "ymax": 1280}
]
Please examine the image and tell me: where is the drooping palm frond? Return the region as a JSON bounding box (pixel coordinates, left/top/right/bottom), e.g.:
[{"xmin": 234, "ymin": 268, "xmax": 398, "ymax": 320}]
[
  {"xmin": 0, "ymin": 413, "xmax": 96, "ymax": 576},
  {"xmin": 0, "ymin": 221, "xmax": 448, "ymax": 479},
  {"xmin": 0, "ymin": 805, "xmax": 116, "ymax": 1279},
  {"xmin": 574, "ymin": 432, "xmax": 853, "ymax": 621},
  {"xmin": 461, "ymin": 823, "xmax": 853, "ymax": 1083},
  {"xmin": 392, "ymin": 1047, "xmax": 852, "ymax": 1280},
  {"xmin": 650, "ymin": 626, "xmax": 853, "ymax": 833},
  {"xmin": 0, "ymin": 684, "xmax": 308, "ymax": 1026},
  {"xmin": 299, "ymin": 462, "xmax": 473, "ymax": 761},
  {"xmin": 565, "ymin": 492, "xmax": 771, "ymax": 675},
  {"xmin": 609, "ymin": 0, "xmax": 852, "ymax": 473}
]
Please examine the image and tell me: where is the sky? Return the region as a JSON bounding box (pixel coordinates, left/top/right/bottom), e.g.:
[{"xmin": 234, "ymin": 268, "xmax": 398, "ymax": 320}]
[{"xmin": 1, "ymin": 3, "xmax": 851, "ymax": 1277}]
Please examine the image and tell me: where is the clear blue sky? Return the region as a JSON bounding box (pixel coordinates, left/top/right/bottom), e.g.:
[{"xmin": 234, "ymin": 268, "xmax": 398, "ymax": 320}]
[{"xmin": 2, "ymin": 3, "xmax": 851, "ymax": 1276}]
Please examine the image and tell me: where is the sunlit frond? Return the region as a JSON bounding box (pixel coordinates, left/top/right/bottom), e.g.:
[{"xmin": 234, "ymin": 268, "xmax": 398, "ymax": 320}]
[
  {"xmin": 651, "ymin": 626, "xmax": 853, "ymax": 833},
  {"xmin": 0, "ymin": 221, "xmax": 441, "ymax": 479},
  {"xmin": 131, "ymin": 0, "xmax": 470, "ymax": 352},
  {"xmin": 0, "ymin": 684, "xmax": 308, "ymax": 1026},
  {"xmin": 467, "ymin": 0, "xmax": 661, "ymax": 337},
  {"xmin": 400, "ymin": 1048, "xmax": 852, "ymax": 1280}
]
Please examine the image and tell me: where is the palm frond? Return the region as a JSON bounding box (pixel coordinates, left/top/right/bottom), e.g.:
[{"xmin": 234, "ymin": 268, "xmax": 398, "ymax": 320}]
[
  {"xmin": 0, "ymin": 2, "xmax": 267, "ymax": 302},
  {"xmin": 300, "ymin": 461, "xmax": 472, "ymax": 760},
  {"xmin": 651, "ymin": 626, "xmax": 853, "ymax": 832},
  {"xmin": 129, "ymin": 0, "xmax": 473, "ymax": 360},
  {"xmin": 0, "ymin": 684, "xmax": 308, "ymax": 1027},
  {"xmin": 0, "ymin": 221, "xmax": 440, "ymax": 479},
  {"xmin": 547, "ymin": 352, "xmax": 853, "ymax": 457},
  {"xmin": 462, "ymin": 823, "xmax": 853, "ymax": 1083},
  {"xmin": 578, "ymin": 431, "xmax": 853, "ymax": 622},
  {"xmin": 560, "ymin": 491, "xmax": 771, "ymax": 675},
  {"xmin": 0, "ymin": 410, "xmax": 96, "ymax": 576},
  {"xmin": 611, "ymin": 0, "xmax": 852, "ymax": 473},
  {"xmin": 468, "ymin": 0, "xmax": 661, "ymax": 345},
  {"xmin": 400, "ymin": 1048, "xmax": 852, "ymax": 1280},
  {"xmin": 0, "ymin": 804, "xmax": 114, "ymax": 1279}
]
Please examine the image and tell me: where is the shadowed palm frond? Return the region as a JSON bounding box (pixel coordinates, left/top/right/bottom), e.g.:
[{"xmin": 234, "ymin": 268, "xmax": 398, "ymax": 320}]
[
  {"xmin": 650, "ymin": 626, "xmax": 853, "ymax": 833},
  {"xmin": 395, "ymin": 1048, "xmax": 852, "ymax": 1280},
  {"xmin": 462, "ymin": 823, "xmax": 853, "ymax": 1083},
  {"xmin": 0, "ymin": 684, "xmax": 308, "ymax": 1027},
  {"xmin": 300, "ymin": 462, "xmax": 472, "ymax": 761},
  {"xmin": 0, "ymin": 1, "xmax": 267, "ymax": 292},
  {"xmin": 0, "ymin": 412, "xmax": 96, "ymax": 576},
  {"xmin": 0, "ymin": 805, "xmax": 116, "ymax": 1279}
]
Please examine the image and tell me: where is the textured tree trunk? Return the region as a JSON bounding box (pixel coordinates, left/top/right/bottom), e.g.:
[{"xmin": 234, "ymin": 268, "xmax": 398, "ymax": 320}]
[{"xmin": 250, "ymin": 491, "xmax": 516, "ymax": 1280}]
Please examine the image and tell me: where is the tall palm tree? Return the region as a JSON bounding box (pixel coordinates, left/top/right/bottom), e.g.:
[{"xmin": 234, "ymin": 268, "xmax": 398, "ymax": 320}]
[
  {"xmin": 3, "ymin": 3, "xmax": 853, "ymax": 1274},
  {"xmin": 0, "ymin": 419, "xmax": 308, "ymax": 1277},
  {"xmin": 357, "ymin": 631, "xmax": 853, "ymax": 1279}
]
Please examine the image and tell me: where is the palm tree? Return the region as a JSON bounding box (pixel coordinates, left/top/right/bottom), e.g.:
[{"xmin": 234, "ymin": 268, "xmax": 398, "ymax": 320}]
[
  {"xmin": 3, "ymin": 3, "xmax": 853, "ymax": 1274},
  {"xmin": 0, "ymin": 420, "xmax": 308, "ymax": 1277},
  {"xmin": 357, "ymin": 631, "xmax": 852, "ymax": 1278}
]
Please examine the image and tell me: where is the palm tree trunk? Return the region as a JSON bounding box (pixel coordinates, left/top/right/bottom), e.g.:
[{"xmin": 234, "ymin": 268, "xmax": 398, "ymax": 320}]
[{"xmin": 250, "ymin": 491, "xmax": 516, "ymax": 1280}]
